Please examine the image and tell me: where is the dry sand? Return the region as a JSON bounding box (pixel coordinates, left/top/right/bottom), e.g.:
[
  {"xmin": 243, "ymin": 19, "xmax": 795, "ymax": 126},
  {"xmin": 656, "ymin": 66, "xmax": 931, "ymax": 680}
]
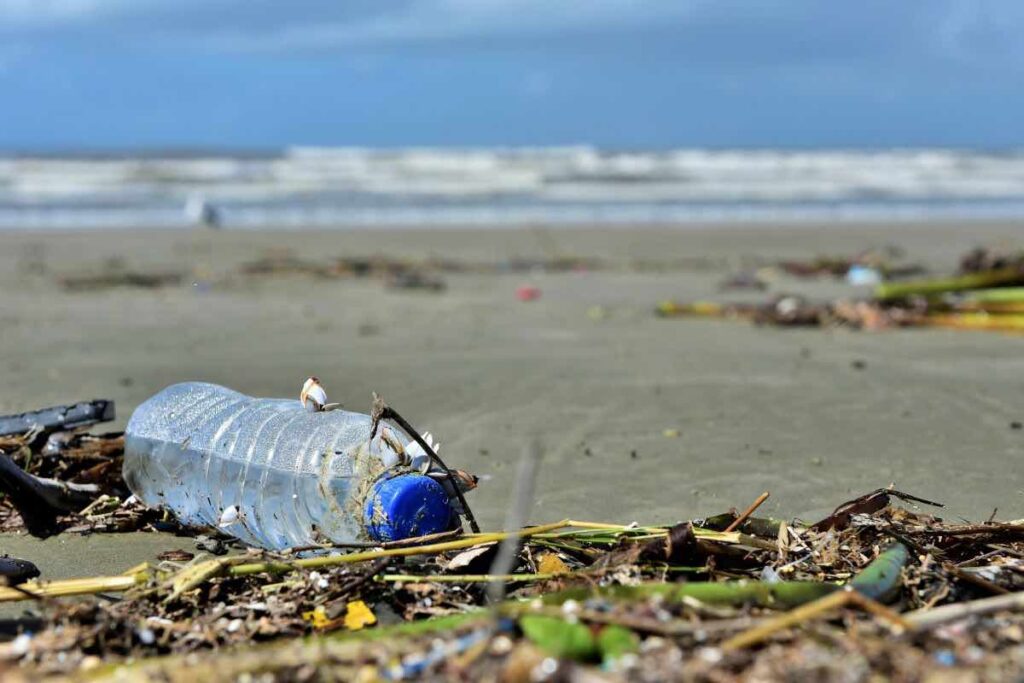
[{"xmin": 2, "ymin": 222, "xmax": 1023, "ymax": 579}]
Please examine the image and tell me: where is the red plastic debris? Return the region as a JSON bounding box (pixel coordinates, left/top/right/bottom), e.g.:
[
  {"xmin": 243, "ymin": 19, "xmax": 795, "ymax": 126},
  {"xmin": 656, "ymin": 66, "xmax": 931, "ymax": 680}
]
[{"xmin": 516, "ymin": 285, "xmax": 542, "ymax": 302}]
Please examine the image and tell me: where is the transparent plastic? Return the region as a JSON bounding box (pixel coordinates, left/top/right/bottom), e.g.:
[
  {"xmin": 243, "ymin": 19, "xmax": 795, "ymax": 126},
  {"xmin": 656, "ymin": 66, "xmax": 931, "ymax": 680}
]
[{"xmin": 123, "ymin": 382, "xmax": 412, "ymax": 550}]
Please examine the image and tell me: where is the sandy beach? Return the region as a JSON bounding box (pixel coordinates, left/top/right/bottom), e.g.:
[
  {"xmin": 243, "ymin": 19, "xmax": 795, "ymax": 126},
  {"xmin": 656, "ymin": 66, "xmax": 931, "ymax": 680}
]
[{"xmin": 2, "ymin": 222, "xmax": 1023, "ymax": 578}]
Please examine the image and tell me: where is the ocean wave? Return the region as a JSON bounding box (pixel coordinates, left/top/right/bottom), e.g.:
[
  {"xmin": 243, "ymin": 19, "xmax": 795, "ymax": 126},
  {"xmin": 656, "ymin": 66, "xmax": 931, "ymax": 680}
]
[{"xmin": 1, "ymin": 147, "xmax": 1022, "ymax": 227}]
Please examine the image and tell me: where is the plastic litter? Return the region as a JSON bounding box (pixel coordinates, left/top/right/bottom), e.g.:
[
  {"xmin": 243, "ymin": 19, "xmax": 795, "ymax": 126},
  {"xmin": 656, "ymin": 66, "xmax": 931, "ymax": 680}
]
[
  {"xmin": 845, "ymin": 265, "xmax": 882, "ymax": 286},
  {"xmin": 123, "ymin": 382, "xmax": 460, "ymax": 550},
  {"xmin": 516, "ymin": 285, "xmax": 541, "ymax": 301}
]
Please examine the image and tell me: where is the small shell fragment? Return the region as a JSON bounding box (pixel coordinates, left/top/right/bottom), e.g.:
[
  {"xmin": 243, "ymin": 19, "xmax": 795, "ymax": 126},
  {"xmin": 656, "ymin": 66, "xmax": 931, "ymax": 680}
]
[
  {"xmin": 300, "ymin": 377, "xmax": 328, "ymax": 412},
  {"xmin": 218, "ymin": 505, "xmax": 240, "ymax": 527},
  {"xmin": 410, "ymin": 454, "xmax": 431, "ymax": 474}
]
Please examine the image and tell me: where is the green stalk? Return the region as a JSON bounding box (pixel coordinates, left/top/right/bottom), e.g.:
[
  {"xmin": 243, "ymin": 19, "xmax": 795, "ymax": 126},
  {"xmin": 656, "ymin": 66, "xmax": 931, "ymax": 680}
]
[
  {"xmin": 848, "ymin": 542, "xmax": 908, "ymax": 602},
  {"xmin": 875, "ymin": 268, "xmax": 1024, "ymax": 300},
  {"xmin": 960, "ymin": 287, "xmax": 1024, "ymax": 303},
  {"xmin": 380, "ymin": 573, "xmax": 564, "ymax": 583}
]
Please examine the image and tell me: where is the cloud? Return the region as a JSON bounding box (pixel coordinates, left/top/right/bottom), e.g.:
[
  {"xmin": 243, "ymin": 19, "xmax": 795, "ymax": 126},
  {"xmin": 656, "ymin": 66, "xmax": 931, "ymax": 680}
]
[
  {"xmin": 1, "ymin": 0, "xmax": 1022, "ymax": 71},
  {"xmin": 0, "ymin": 0, "xmax": 107, "ymax": 25},
  {"xmin": 233, "ymin": 0, "xmax": 699, "ymax": 49},
  {"xmin": 0, "ymin": 0, "xmax": 699, "ymax": 50}
]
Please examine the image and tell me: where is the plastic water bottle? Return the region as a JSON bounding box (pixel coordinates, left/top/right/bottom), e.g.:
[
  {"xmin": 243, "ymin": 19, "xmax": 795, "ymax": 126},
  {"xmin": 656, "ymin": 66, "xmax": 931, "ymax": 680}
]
[{"xmin": 123, "ymin": 382, "xmax": 454, "ymax": 550}]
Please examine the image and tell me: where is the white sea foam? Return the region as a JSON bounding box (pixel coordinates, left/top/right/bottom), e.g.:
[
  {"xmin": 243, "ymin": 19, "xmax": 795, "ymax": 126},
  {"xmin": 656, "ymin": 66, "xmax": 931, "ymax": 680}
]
[{"xmin": 1, "ymin": 147, "xmax": 1022, "ymax": 228}]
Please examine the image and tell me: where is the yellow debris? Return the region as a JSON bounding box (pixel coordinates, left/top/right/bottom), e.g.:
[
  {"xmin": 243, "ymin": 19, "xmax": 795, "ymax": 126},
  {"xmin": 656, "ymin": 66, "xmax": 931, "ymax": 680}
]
[
  {"xmin": 536, "ymin": 552, "xmax": 570, "ymax": 575},
  {"xmin": 301, "ymin": 605, "xmax": 330, "ymax": 629},
  {"xmin": 344, "ymin": 600, "xmax": 377, "ymax": 631}
]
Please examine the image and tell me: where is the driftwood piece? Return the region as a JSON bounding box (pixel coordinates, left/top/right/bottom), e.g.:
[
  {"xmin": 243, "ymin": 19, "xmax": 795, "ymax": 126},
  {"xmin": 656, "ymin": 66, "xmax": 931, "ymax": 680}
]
[
  {"xmin": 0, "ymin": 399, "xmax": 115, "ymax": 438},
  {"xmin": 0, "ymin": 453, "xmax": 99, "ymax": 537}
]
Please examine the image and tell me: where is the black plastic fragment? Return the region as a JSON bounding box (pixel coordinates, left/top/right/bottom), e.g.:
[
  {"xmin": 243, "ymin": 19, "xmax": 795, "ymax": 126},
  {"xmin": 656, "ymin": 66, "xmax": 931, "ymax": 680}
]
[{"xmin": 0, "ymin": 556, "xmax": 41, "ymax": 585}]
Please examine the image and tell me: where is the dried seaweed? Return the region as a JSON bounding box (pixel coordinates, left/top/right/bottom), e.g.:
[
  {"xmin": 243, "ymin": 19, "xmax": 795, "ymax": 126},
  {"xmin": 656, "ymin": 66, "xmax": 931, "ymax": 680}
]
[
  {"xmin": 0, "ymin": 478, "xmax": 1020, "ymax": 682},
  {"xmin": 2, "ymin": 416, "xmax": 1024, "ymax": 680},
  {"xmin": 659, "ymin": 246, "xmax": 1024, "ymax": 336}
]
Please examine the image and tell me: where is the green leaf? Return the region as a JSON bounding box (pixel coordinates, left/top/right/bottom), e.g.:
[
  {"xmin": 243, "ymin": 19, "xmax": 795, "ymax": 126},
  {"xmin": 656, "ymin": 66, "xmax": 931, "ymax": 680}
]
[
  {"xmin": 519, "ymin": 615, "xmax": 597, "ymax": 661},
  {"xmin": 597, "ymin": 625, "xmax": 639, "ymax": 663}
]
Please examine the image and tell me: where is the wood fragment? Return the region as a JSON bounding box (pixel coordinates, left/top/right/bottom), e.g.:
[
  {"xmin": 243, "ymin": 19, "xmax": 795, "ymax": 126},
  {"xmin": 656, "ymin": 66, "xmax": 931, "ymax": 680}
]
[
  {"xmin": 722, "ymin": 589, "xmax": 854, "ymax": 650},
  {"xmin": 725, "ymin": 491, "xmax": 770, "ymax": 532},
  {"xmin": 905, "ymin": 591, "xmax": 1024, "ymax": 630},
  {"xmin": 0, "ymin": 452, "xmax": 100, "ymax": 537}
]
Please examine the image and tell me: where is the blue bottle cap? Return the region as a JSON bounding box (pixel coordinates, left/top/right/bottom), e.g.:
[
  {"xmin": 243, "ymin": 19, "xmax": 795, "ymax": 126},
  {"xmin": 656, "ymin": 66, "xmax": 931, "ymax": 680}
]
[{"xmin": 364, "ymin": 473, "xmax": 451, "ymax": 542}]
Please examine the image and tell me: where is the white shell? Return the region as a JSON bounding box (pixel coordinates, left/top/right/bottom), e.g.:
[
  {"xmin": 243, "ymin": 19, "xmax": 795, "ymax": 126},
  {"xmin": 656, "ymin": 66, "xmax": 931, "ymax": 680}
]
[
  {"xmin": 406, "ymin": 431, "xmax": 439, "ymax": 457},
  {"xmin": 218, "ymin": 505, "xmax": 240, "ymax": 527},
  {"xmin": 300, "ymin": 377, "xmax": 327, "ymax": 412},
  {"xmin": 411, "ymin": 453, "xmax": 431, "ymax": 474},
  {"xmin": 401, "ymin": 431, "xmax": 440, "ymax": 474}
]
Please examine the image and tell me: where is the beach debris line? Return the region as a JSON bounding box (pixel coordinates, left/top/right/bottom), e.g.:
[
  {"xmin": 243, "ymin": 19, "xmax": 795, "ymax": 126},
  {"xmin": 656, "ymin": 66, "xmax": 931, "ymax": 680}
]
[
  {"xmin": 0, "ymin": 427, "xmax": 164, "ymax": 537},
  {"xmin": 773, "ymin": 246, "xmax": 925, "ymax": 281},
  {"xmin": 4, "ymin": 486, "xmax": 1024, "ymax": 679},
  {"xmin": 4, "ymin": 397, "xmax": 1024, "ymax": 678},
  {"xmin": 53, "ymin": 247, "xmax": 712, "ymax": 294},
  {"xmin": 57, "ymin": 255, "xmax": 185, "ymax": 291},
  {"xmin": 659, "ymin": 245, "xmax": 1024, "ymax": 333}
]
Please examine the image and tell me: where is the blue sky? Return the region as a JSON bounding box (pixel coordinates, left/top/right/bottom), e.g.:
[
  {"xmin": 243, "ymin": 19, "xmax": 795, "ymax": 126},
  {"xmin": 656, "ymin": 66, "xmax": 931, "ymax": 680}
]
[{"xmin": 1, "ymin": 0, "xmax": 1022, "ymax": 150}]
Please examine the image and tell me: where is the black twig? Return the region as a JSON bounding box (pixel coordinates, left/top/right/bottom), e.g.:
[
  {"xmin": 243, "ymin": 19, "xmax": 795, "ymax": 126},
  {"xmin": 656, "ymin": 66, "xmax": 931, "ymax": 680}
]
[
  {"xmin": 0, "ymin": 400, "xmax": 115, "ymax": 438},
  {"xmin": 370, "ymin": 393, "xmax": 480, "ymax": 533}
]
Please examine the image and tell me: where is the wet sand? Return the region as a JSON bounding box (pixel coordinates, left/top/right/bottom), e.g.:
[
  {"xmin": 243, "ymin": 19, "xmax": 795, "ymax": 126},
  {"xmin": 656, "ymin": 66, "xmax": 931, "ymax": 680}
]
[{"xmin": 2, "ymin": 222, "xmax": 1023, "ymax": 580}]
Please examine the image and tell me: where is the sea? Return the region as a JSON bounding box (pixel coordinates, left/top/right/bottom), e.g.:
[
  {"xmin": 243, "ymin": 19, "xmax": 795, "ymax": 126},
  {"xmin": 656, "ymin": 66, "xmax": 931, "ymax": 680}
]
[{"xmin": 2, "ymin": 147, "xmax": 1023, "ymax": 229}]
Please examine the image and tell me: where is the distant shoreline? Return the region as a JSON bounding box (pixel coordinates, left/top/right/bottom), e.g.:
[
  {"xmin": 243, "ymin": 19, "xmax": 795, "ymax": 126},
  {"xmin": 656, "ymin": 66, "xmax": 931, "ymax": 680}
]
[
  {"xmin": 0, "ymin": 211, "xmax": 1022, "ymax": 233},
  {"xmin": 4, "ymin": 147, "xmax": 1024, "ymax": 229}
]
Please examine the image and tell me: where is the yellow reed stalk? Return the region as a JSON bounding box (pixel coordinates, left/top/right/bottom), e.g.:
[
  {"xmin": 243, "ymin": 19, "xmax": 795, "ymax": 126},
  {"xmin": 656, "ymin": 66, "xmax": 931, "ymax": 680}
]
[
  {"xmin": 379, "ymin": 572, "xmax": 565, "ymax": 583},
  {"xmin": 565, "ymin": 520, "xmax": 633, "ymax": 530},
  {"xmin": 721, "ymin": 587, "xmax": 910, "ymax": 651},
  {"xmin": 121, "ymin": 562, "xmax": 152, "ymax": 576},
  {"xmin": 0, "ymin": 574, "xmax": 144, "ymax": 603},
  {"xmin": 924, "ymin": 313, "xmax": 1024, "ymax": 332},
  {"xmin": 721, "ymin": 589, "xmax": 853, "ymax": 650},
  {"xmin": 534, "ymin": 526, "xmax": 743, "ymax": 545},
  {"xmin": 227, "ymin": 520, "xmax": 572, "ymax": 577},
  {"xmin": 957, "ymin": 302, "xmax": 1024, "ymax": 314},
  {"xmin": 0, "ymin": 522, "xmax": 571, "ymax": 603}
]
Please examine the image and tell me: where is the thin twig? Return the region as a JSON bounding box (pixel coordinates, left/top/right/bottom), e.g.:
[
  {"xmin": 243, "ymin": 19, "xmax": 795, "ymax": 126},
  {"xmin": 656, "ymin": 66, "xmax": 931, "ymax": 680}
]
[
  {"xmin": 915, "ymin": 523, "xmax": 1024, "ymax": 537},
  {"xmin": 370, "ymin": 393, "xmax": 480, "ymax": 533},
  {"xmin": 380, "ymin": 573, "xmax": 564, "ymax": 583},
  {"xmin": 846, "ymin": 591, "xmax": 913, "ymax": 631},
  {"xmin": 722, "ymin": 586, "xmax": 910, "ymax": 651},
  {"xmin": 284, "ymin": 528, "xmax": 464, "ymax": 554},
  {"xmin": 725, "ymin": 491, "xmax": 771, "ymax": 532},
  {"xmin": 488, "ymin": 439, "xmax": 542, "ymax": 604},
  {"xmin": 905, "ymin": 591, "xmax": 1024, "ymax": 630},
  {"xmin": 944, "ymin": 563, "xmax": 1010, "ymax": 595},
  {"xmin": 722, "ymin": 589, "xmax": 853, "ymax": 650}
]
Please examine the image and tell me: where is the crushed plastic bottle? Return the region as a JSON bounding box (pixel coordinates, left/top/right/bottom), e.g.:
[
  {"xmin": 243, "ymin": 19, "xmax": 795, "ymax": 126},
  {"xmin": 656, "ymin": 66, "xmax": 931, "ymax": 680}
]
[{"xmin": 123, "ymin": 382, "xmax": 457, "ymax": 550}]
